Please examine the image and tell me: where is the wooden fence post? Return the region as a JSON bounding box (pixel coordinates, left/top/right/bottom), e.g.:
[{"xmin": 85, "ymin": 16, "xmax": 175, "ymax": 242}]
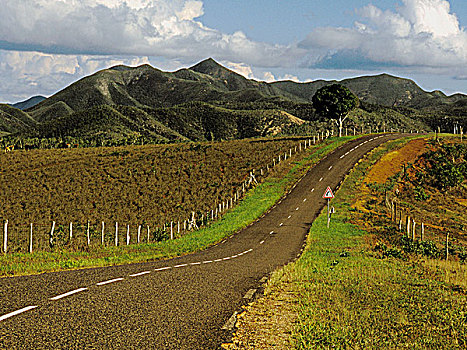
[
  {"xmin": 421, "ymin": 223, "xmax": 424, "ymax": 241},
  {"xmin": 170, "ymin": 221, "xmax": 173, "ymax": 240},
  {"xmin": 406, "ymin": 216, "xmax": 410, "ymax": 238},
  {"xmin": 3, "ymin": 220, "xmax": 8, "ymax": 254},
  {"xmin": 101, "ymin": 222, "xmax": 105, "ymax": 246},
  {"xmin": 126, "ymin": 225, "xmax": 130, "ymax": 245},
  {"xmin": 412, "ymin": 220, "xmax": 416, "ymax": 241},
  {"xmin": 115, "ymin": 222, "xmax": 118, "ymax": 246},
  {"xmin": 86, "ymin": 221, "xmax": 90, "ymax": 246},
  {"xmin": 446, "ymin": 232, "xmax": 449, "ymax": 261},
  {"xmin": 147, "ymin": 225, "xmax": 150, "ymax": 243},
  {"xmin": 29, "ymin": 223, "xmax": 33, "ymax": 253},
  {"xmin": 137, "ymin": 225, "xmax": 141, "ymax": 244},
  {"xmin": 70, "ymin": 222, "xmax": 73, "ymax": 240},
  {"xmin": 50, "ymin": 221, "xmax": 55, "ymax": 249}
]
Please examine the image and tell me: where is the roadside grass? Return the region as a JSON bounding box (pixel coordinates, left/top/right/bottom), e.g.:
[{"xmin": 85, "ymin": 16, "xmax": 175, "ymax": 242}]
[
  {"xmin": 0, "ymin": 136, "xmax": 358, "ymax": 276},
  {"xmin": 267, "ymin": 135, "xmax": 467, "ymax": 349}
]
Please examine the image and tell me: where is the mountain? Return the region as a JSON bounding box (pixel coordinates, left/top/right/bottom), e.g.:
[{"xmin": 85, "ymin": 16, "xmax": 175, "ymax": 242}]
[
  {"xmin": 0, "ymin": 58, "xmax": 465, "ymax": 144},
  {"xmin": 11, "ymin": 95, "xmax": 46, "ymax": 110},
  {"xmin": 0, "ymin": 104, "xmax": 38, "ymax": 135}
]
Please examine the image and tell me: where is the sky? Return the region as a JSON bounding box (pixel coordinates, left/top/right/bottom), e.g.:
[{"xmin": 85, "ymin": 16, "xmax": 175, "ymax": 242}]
[{"xmin": 0, "ymin": 0, "xmax": 466, "ymax": 103}]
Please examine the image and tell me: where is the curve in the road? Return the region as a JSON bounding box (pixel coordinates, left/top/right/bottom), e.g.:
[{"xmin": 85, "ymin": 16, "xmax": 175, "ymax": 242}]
[{"xmin": 0, "ymin": 133, "xmax": 408, "ymax": 349}]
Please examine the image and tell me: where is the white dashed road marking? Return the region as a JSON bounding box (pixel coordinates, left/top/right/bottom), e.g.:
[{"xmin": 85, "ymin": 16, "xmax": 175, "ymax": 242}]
[
  {"xmin": 50, "ymin": 288, "xmax": 88, "ymax": 301},
  {"xmin": 129, "ymin": 271, "xmax": 151, "ymax": 277},
  {"xmin": 96, "ymin": 278, "xmax": 124, "ymax": 286},
  {"xmin": 154, "ymin": 267, "xmax": 172, "ymax": 272},
  {"xmin": 174, "ymin": 264, "xmax": 189, "ymax": 268},
  {"xmin": 0, "ymin": 306, "xmax": 38, "ymax": 322}
]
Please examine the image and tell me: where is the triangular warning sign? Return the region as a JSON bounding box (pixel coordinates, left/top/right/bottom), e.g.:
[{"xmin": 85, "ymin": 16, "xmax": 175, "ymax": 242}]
[{"xmin": 322, "ymin": 186, "xmax": 334, "ymax": 199}]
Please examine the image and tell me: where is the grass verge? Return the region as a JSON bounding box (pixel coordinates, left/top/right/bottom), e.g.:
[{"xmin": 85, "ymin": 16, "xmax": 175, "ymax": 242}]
[
  {"xmin": 0, "ymin": 136, "xmax": 358, "ymax": 277},
  {"xmin": 265, "ymin": 136, "xmax": 466, "ymax": 349}
]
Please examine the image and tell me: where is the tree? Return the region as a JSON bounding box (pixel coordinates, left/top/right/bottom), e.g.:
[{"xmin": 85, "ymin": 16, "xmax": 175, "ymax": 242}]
[{"xmin": 312, "ymin": 84, "xmax": 359, "ymax": 137}]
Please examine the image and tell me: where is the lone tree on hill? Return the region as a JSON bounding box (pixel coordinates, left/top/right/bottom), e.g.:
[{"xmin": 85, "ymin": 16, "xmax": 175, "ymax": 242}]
[{"xmin": 312, "ymin": 84, "xmax": 359, "ymax": 137}]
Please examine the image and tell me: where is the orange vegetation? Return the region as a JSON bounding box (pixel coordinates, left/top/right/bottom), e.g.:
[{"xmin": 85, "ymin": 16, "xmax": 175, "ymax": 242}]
[{"xmin": 366, "ymin": 138, "xmax": 426, "ymax": 184}]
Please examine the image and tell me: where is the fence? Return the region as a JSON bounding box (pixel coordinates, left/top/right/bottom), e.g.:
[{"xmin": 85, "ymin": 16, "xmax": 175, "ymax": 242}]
[
  {"xmin": 2, "ymin": 128, "xmax": 430, "ymax": 254},
  {"xmin": 1, "ymin": 136, "xmax": 334, "ymax": 254},
  {"xmin": 384, "ymin": 194, "xmax": 453, "ymax": 261}
]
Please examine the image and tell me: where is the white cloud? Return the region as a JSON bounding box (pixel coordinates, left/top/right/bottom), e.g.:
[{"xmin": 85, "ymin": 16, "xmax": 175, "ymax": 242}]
[
  {"xmin": 300, "ymin": 0, "xmax": 467, "ymax": 69},
  {"xmin": 279, "ymin": 74, "xmax": 301, "ymax": 82},
  {"xmin": 221, "ymin": 61, "xmax": 277, "ymax": 82},
  {"xmin": 222, "ymin": 61, "xmax": 255, "ymax": 79},
  {"xmin": 0, "ymin": 50, "xmax": 149, "ymax": 102},
  {"xmin": 0, "ymin": 0, "xmax": 301, "ymax": 68}
]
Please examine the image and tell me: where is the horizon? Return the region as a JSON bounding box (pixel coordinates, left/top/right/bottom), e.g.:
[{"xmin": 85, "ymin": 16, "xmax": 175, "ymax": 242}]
[
  {"xmin": 6, "ymin": 58, "xmax": 464, "ymax": 105},
  {"xmin": 1, "ymin": 0, "xmax": 466, "ymax": 103}
]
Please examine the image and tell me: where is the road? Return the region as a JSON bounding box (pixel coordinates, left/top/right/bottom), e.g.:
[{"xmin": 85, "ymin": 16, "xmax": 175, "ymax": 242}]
[{"xmin": 0, "ymin": 133, "xmax": 406, "ymax": 349}]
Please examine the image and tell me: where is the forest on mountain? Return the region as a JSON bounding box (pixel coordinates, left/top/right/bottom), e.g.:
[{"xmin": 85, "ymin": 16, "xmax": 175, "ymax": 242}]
[{"xmin": 1, "ymin": 58, "xmax": 465, "ymax": 149}]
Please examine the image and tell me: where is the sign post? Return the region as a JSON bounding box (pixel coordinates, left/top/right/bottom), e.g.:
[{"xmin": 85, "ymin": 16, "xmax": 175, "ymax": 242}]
[{"xmin": 322, "ymin": 186, "xmax": 335, "ymax": 228}]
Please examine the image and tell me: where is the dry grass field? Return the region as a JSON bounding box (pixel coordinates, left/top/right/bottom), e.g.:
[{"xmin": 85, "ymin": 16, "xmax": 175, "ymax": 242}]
[{"xmin": 0, "ymin": 137, "xmax": 307, "ymax": 251}]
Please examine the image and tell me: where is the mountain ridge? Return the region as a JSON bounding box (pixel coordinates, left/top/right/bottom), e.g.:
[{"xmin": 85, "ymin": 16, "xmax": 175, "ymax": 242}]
[{"xmin": 0, "ymin": 58, "xmax": 465, "ymax": 146}]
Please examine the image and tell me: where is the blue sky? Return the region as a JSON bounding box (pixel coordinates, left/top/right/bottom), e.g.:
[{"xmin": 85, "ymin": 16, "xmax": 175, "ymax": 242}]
[{"xmin": 0, "ymin": 0, "xmax": 466, "ymax": 103}]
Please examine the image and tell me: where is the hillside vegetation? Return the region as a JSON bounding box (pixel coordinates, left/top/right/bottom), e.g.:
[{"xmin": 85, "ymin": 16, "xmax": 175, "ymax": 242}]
[
  {"xmin": 228, "ymin": 136, "xmax": 466, "ymax": 349},
  {"xmin": 0, "ymin": 137, "xmax": 311, "ymax": 252},
  {"xmin": 0, "ymin": 59, "xmax": 464, "ymax": 147}
]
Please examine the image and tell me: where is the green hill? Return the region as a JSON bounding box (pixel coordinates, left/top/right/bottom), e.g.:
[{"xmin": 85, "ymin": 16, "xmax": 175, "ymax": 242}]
[
  {"xmin": 1, "ymin": 58, "xmax": 464, "ymax": 146},
  {"xmin": 0, "ymin": 104, "xmax": 38, "ymax": 135}
]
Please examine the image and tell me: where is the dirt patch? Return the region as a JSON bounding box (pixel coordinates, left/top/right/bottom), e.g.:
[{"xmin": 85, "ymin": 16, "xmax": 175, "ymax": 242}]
[
  {"xmin": 222, "ymin": 285, "xmax": 297, "ymax": 349},
  {"xmin": 366, "ymin": 138, "xmax": 427, "ymax": 184}
]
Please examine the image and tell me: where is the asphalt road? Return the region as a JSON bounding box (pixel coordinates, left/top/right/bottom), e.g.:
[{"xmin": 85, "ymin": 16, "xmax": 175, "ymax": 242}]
[{"xmin": 0, "ymin": 133, "xmax": 408, "ymax": 349}]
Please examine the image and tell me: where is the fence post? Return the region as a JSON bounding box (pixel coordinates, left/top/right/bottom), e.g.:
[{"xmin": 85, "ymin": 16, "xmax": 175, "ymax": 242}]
[
  {"xmin": 86, "ymin": 221, "xmax": 90, "ymax": 246},
  {"xmin": 412, "ymin": 220, "xmax": 416, "ymax": 241},
  {"xmin": 70, "ymin": 222, "xmax": 73, "ymax": 240},
  {"xmin": 147, "ymin": 225, "xmax": 150, "ymax": 243},
  {"xmin": 29, "ymin": 223, "xmax": 33, "ymax": 253},
  {"xmin": 406, "ymin": 216, "xmax": 410, "ymax": 238},
  {"xmin": 170, "ymin": 221, "xmax": 173, "ymax": 240},
  {"xmin": 115, "ymin": 222, "xmax": 118, "ymax": 246},
  {"xmin": 50, "ymin": 221, "xmax": 55, "ymax": 249},
  {"xmin": 3, "ymin": 220, "xmax": 8, "ymax": 254},
  {"xmin": 421, "ymin": 223, "xmax": 424, "ymax": 241},
  {"xmin": 446, "ymin": 232, "xmax": 449, "ymax": 261},
  {"xmin": 126, "ymin": 225, "xmax": 130, "ymax": 245},
  {"xmin": 137, "ymin": 225, "xmax": 141, "ymax": 244},
  {"xmin": 101, "ymin": 222, "xmax": 105, "ymax": 246}
]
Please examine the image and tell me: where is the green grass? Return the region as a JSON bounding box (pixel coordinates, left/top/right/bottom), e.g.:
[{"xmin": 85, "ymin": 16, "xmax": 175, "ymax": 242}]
[
  {"xmin": 0, "ymin": 136, "xmax": 358, "ymax": 276},
  {"xmin": 267, "ymin": 135, "xmax": 467, "ymax": 349}
]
